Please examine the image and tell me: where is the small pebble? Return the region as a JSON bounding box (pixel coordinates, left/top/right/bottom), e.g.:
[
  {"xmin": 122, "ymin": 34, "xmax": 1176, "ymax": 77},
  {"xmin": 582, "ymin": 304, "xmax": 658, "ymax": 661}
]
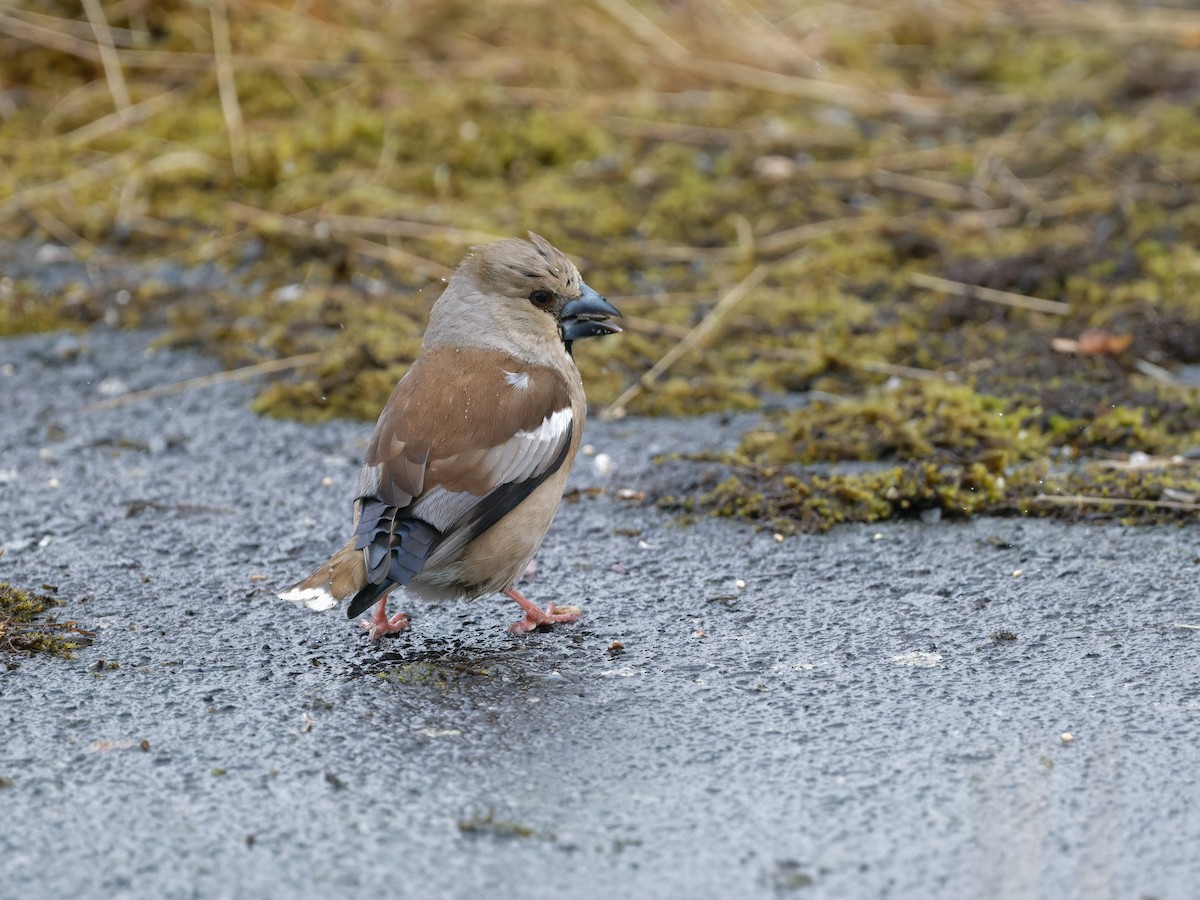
[
  {"xmin": 52, "ymin": 336, "xmax": 82, "ymax": 362},
  {"xmin": 97, "ymin": 376, "xmax": 129, "ymax": 397},
  {"xmin": 890, "ymin": 650, "xmax": 943, "ymax": 667},
  {"xmin": 1060, "ymin": 732, "xmax": 1074, "ymax": 744},
  {"xmin": 273, "ymin": 284, "xmax": 304, "ymax": 303},
  {"xmin": 752, "ymin": 155, "xmax": 797, "ymax": 181},
  {"xmin": 36, "ymin": 243, "xmax": 73, "ymax": 263}
]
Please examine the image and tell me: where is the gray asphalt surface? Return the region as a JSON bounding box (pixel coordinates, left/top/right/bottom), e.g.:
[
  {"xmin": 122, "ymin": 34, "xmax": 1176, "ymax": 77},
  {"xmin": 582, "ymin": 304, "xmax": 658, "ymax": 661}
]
[{"xmin": 2, "ymin": 326, "xmax": 1198, "ymax": 900}]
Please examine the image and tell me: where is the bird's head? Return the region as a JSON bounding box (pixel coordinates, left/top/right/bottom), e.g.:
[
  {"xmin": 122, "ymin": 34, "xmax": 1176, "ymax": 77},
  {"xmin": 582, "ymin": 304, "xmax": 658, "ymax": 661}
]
[{"xmin": 427, "ymin": 233, "xmax": 621, "ymax": 361}]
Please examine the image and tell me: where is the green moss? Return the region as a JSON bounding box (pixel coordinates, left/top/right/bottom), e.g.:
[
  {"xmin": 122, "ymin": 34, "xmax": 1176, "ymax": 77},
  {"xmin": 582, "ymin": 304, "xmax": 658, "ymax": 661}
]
[
  {"xmin": 379, "ymin": 658, "xmax": 492, "ymax": 689},
  {"xmin": 670, "ymin": 377, "xmax": 1200, "ymax": 531},
  {"xmin": 0, "ymin": 583, "xmax": 87, "ymax": 659},
  {"xmin": 689, "ymin": 459, "xmax": 1016, "ymax": 534},
  {"xmin": 457, "ymin": 809, "xmax": 536, "ymax": 839},
  {"xmin": 735, "ymin": 381, "xmax": 1047, "ymax": 468},
  {"xmin": 0, "ymin": 303, "xmax": 78, "ymax": 337},
  {"xmin": 679, "ymin": 450, "xmax": 1200, "ymax": 532}
]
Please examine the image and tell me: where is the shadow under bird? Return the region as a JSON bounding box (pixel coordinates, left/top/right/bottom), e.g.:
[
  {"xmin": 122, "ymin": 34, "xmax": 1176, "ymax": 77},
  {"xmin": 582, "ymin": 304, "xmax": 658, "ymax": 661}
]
[{"xmin": 280, "ymin": 233, "xmax": 621, "ymax": 639}]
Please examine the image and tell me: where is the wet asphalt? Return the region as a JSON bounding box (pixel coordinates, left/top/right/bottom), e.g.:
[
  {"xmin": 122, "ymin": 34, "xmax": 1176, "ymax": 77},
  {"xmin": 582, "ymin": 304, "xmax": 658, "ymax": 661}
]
[{"xmin": 1, "ymin": 327, "xmax": 1198, "ymax": 900}]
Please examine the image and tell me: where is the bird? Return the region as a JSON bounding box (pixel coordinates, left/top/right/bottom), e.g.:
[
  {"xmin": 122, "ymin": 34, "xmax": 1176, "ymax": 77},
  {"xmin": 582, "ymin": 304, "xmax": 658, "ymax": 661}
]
[{"xmin": 280, "ymin": 233, "xmax": 621, "ymax": 639}]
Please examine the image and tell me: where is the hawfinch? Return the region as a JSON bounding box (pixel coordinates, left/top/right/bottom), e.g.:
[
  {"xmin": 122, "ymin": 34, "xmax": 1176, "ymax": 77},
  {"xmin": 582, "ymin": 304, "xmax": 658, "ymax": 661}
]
[{"xmin": 281, "ymin": 233, "xmax": 621, "ymax": 639}]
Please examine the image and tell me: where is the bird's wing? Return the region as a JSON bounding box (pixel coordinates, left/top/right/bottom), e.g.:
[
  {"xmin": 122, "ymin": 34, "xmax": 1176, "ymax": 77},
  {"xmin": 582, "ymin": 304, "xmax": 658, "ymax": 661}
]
[
  {"xmin": 361, "ymin": 346, "xmax": 575, "ymax": 512},
  {"xmin": 345, "ymin": 346, "xmax": 575, "ymax": 612}
]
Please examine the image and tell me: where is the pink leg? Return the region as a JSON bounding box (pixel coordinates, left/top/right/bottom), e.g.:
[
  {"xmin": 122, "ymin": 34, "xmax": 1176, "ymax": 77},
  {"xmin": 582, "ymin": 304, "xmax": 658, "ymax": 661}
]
[
  {"xmin": 359, "ymin": 596, "xmax": 410, "ymax": 642},
  {"xmin": 504, "ymin": 587, "xmax": 581, "ymax": 634}
]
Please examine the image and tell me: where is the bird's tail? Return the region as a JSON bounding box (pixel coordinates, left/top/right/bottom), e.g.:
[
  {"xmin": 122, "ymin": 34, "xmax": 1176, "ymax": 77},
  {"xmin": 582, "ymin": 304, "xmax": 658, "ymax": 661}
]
[{"xmin": 279, "ymin": 540, "xmax": 367, "ymax": 612}]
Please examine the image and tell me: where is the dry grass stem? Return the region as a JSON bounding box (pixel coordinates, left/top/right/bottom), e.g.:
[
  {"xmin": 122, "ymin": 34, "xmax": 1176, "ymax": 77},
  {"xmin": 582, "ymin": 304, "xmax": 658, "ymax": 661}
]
[
  {"xmin": 87, "ymin": 354, "xmax": 324, "ymax": 411},
  {"xmin": 604, "ymin": 264, "xmax": 769, "ymax": 419},
  {"xmin": 1132, "ymin": 359, "xmax": 1177, "ymax": 383},
  {"xmin": 605, "ymin": 116, "xmax": 746, "ymax": 146},
  {"xmin": 909, "ymin": 272, "xmax": 1071, "ymax": 315},
  {"xmin": 1021, "ymin": 2, "xmax": 1200, "ymax": 44},
  {"xmin": 592, "ymin": 0, "xmax": 933, "ymax": 116},
  {"xmin": 591, "ymin": 0, "xmax": 690, "ymax": 61},
  {"xmin": 80, "ymin": 0, "xmax": 131, "ymax": 114},
  {"xmin": 1037, "ymin": 189, "xmax": 1122, "ymax": 218},
  {"xmin": 1093, "ymin": 454, "xmax": 1198, "ymax": 471},
  {"xmin": 872, "ymin": 170, "xmax": 977, "ymax": 206},
  {"xmin": 757, "ymin": 214, "xmax": 895, "ymax": 256},
  {"xmin": 641, "ymin": 211, "xmax": 915, "ymax": 261},
  {"xmin": 1032, "ymin": 494, "xmax": 1200, "ymax": 512},
  {"xmin": 689, "ymin": 57, "xmax": 939, "ymax": 118},
  {"xmin": 23, "ymin": 205, "xmax": 89, "ymax": 250},
  {"xmin": 223, "ymin": 203, "xmax": 454, "ymax": 279},
  {"xmin": 67, "ymin": 90, "xmax": 181, "ymax": 147},
  {"xmin": 619, "ymin": 316, "xmax": 926, "ymax": 376},
  {"xmin": 854, "ymin": 360, "xmax": 943, "ymax": 381},
  {"xmin": 320, "ymin": 215, "xmax": 503, "ymax": 246},
  {"xmin": 93, "ymin": 48, "xmax": 366, "ymax": 77},
  {"xmin": 0, "ymin": 10, "xmax": 100, "ymax": 62},
  {"xmin": 224, "ymin": 201, "xmax": 314, "ymax": 233},
  {"xmin": 0, "ymin": 149, "xmax": 141, "ymax": 225},
  {"xmin": 344, "ymin": 237, "xmax": 454, "ymax": 280},
  {"xmin": 620, "ymin": 315, "xmax": 691, "ymax": 341},
  {"xmin": 208, "ymin": 0, "xmax": 247, "ymax": 179},
  {"xmin": 806, "ymin": 148, "xmax": 951, "ymax": 180}
]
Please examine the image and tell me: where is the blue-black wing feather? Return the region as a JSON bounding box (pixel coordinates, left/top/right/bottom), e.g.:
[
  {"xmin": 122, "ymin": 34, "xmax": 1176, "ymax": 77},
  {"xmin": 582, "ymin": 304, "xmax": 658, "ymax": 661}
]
[{"xmin": 344, "ymin": 427, "xmax": 572, "ymax": 619}]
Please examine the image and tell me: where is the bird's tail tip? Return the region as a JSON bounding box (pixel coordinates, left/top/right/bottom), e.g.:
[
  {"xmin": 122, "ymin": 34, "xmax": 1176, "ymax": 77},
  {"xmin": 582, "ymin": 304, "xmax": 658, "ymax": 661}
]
[
  {"xmin": 279, "ymin": 583, "xmax": 339, "ymax": 611},
  {"xmin": 279, "ymin": 542, "xmax": 365, "ymax": 612}
]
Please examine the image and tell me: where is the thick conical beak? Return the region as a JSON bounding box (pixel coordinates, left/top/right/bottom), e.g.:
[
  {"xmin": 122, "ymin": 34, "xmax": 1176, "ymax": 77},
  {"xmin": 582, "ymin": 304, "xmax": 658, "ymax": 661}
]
[{"xmin": 560, "ymin": 283, "xmax": 622, "ymax": 343}]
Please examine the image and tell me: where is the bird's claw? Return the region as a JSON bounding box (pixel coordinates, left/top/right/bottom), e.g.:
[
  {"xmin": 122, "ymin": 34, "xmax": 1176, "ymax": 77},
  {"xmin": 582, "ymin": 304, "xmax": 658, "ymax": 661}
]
[
  {"xmin": 506, "ymin": 602, "xmax": 582, "ymax": 634},
  {"xmin": 360, "ymin": 602, "xmax": 410, "ymax": 642}
]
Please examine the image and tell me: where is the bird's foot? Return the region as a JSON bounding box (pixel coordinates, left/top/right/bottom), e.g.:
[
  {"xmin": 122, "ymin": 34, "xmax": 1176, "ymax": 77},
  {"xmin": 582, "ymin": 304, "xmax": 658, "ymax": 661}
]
[
  {"xmin": 504, "ymin": 588, "xmax": 582, "ymax": 634},
  {"xmin": 359, "ymin": 599, "xmax": 410, "ymax": 642}
]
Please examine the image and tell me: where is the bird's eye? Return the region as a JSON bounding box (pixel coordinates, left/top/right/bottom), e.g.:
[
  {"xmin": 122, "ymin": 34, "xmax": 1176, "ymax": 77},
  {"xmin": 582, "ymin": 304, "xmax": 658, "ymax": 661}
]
[{"xmin": 529, "ymin": 289, "xmax": 554, "ymax": 308}]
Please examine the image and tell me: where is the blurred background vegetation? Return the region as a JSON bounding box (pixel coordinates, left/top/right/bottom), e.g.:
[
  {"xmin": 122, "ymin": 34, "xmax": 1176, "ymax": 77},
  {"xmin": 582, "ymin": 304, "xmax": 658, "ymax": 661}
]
[{"xmin": 2, "ymin": 0, "xmax": 1199, "ymax": 529}]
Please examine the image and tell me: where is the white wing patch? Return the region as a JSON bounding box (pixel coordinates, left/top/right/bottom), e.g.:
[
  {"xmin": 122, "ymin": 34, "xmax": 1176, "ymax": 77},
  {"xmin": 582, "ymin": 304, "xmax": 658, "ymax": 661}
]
[
  {"xmin": 488, "ymin": 406, "xmax": 572, "ymax": 485},
  {"xmin": 503, "ymin": 370, "xmax": 531, "ymax": 391},
  {"xmin": 409, "ymin": 405, "xmax": 573, "ymax": 533}
]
